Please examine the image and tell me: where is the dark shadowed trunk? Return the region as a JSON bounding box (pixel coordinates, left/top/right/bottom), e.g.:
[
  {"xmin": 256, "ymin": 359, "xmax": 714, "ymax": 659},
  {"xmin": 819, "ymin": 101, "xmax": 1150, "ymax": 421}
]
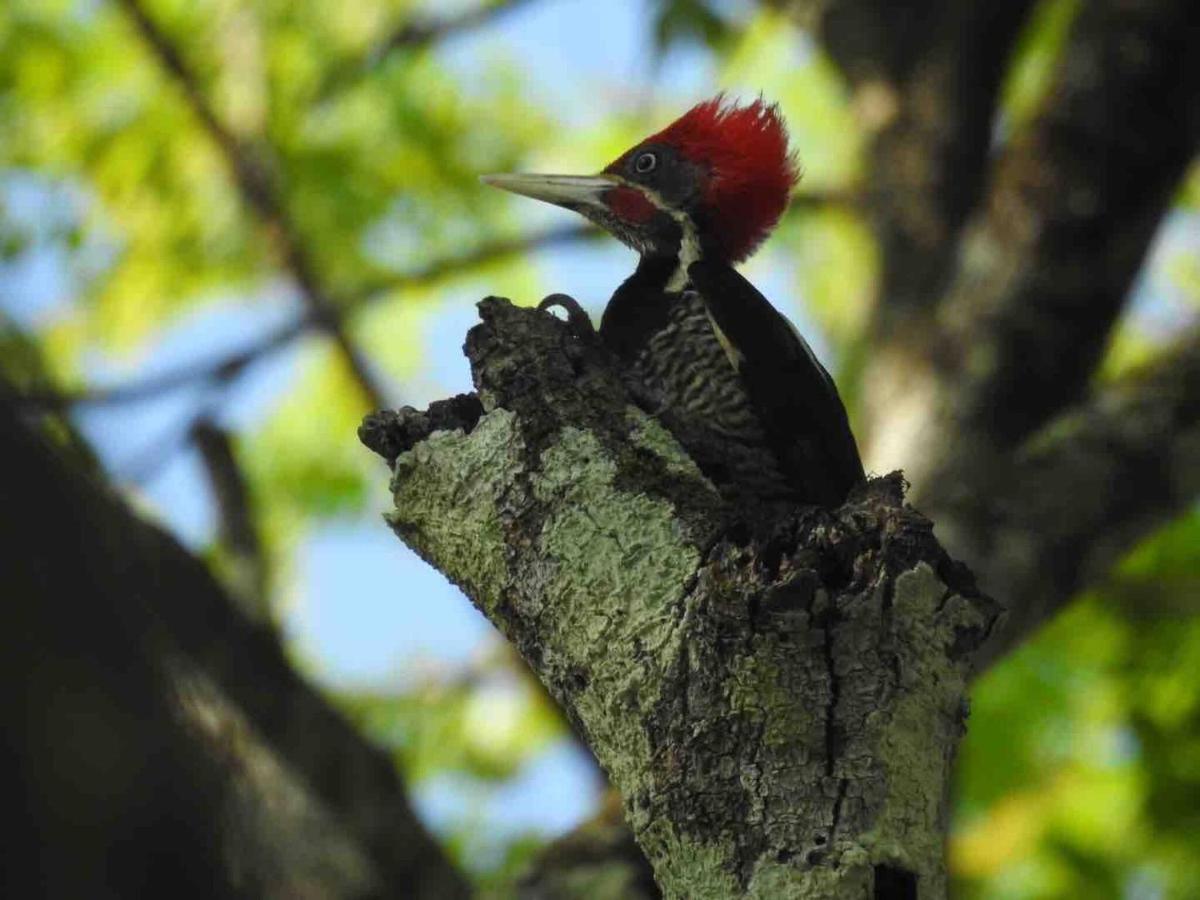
[{"xmin": 1, "ymin": 390, "xmax": 469, "ymax": 900}]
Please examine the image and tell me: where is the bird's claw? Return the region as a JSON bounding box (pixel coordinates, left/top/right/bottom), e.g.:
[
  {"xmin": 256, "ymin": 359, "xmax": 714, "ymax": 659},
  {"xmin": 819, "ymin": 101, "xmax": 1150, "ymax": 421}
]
[{"xmin": 538, "ymin": 293, "xmax": 597, "ymax": 342}]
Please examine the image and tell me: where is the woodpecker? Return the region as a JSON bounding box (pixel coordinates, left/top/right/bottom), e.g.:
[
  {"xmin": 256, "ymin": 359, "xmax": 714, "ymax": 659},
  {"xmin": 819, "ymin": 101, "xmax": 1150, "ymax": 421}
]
[{"xmin": 483, "ymin": 96, "xmax": 863, "ymax": 507}]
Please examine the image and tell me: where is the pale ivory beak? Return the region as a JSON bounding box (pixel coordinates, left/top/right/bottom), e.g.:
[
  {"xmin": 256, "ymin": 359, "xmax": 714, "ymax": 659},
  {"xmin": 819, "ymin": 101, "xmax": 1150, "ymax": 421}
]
[{"xmin": 480, "ymin": 173, "xmax": 619, "ymax": 212}]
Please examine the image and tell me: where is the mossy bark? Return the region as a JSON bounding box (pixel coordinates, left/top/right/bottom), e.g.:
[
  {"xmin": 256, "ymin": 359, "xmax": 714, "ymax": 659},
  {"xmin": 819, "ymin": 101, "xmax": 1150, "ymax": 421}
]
[{"xmin": 362, "ymin": 298, "xmax": 999, "ymax": 899}]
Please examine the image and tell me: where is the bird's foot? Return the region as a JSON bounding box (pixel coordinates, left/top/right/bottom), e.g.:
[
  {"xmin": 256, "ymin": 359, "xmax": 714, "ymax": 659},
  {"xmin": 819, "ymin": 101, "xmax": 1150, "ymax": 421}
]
[{"xmin": 538, "ymin": 293, "xmax": 597, "ymax": 342}]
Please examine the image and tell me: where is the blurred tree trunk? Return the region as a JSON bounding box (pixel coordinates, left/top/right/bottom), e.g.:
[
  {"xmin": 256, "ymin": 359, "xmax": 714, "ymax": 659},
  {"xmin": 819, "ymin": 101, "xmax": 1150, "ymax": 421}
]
[
  {"xmin": 798, "ymin": 0, "xmax": 1200, "ymax": 668},
  {"xmin": 0, "ymin": 388, "xmax": 470, "ymax": 900}
]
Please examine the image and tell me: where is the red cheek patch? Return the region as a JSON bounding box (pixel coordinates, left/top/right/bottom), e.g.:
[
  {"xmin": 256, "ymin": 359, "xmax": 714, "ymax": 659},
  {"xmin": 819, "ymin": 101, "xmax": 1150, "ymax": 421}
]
[{"xmin": 604, "ymin": 186, "xmax": 658, "ymax": 224}]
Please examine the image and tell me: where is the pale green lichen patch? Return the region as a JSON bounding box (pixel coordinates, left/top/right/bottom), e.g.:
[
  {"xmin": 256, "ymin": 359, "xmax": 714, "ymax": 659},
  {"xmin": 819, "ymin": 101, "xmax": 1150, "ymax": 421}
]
[
  {"xmin": 532, "ymin": 426, "xmax": 700, "ymax": 788},
  {"xmin": 861, "ymin": 562, "xmax": 965, "ymax": 897},
  {"xmin": 727, "ymin": 636, "xmax": 817, "ymax": 753},
  {"xmin": 536, "ymin": 428, "xmax": 698, "ymax": 621},
  {"xmin": 638, "ymin": 824, "xmax": 739, "ymax": 900},
  {"xmin": 746, "ymin": 850, "xmax": 872, "ymax": 900},
  {"xmin": 625, "ymin": 407, "xmax": 707, "ymax": 482},
  {"xmin": 386, "ymin": 411, "xmax": 521, "ymax": 612},
  {"xmin": 647, "ymin": 829, "xmax": 877, "ymax": 900},
  {"xmin": 725, "ymin": 635, "xmax": 825, "ymax": 834}
]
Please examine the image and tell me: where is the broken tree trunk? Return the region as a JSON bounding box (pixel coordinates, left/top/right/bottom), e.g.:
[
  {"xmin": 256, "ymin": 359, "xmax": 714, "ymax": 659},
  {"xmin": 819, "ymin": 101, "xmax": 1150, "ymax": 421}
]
[{"xmin": 360, "ymin": 298, "xmax": 999, "ymax": 900}]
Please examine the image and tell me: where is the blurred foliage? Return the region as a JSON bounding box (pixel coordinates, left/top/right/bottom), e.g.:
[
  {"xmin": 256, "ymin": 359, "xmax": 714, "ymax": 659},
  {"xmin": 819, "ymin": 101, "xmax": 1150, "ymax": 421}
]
[
  {"xmin": 338, "ymin": 654, "xmax": 571, "ymax": 877},
  {"xmin": 998, "ymin": 0, "xmax": 1082, "ymax": 131},
  {"xmin": 649, "ymin": 0, "xmax": 738, "ymax": 57},
  {"xmin": 954, "ymin": 509, "xmax": 1200, "ymax": 899},
  {"xmin": 0, "ymin": 311, "xmax": 54, "ymax": 391},
  {"xmin": 1098, "ymin": 198, "xmax": 1200, "ymax": 384},
  {"xmin": 1181, "ymin": 164, "xmax": 1200, "ymax": 212},
  {"xmin": 1, "ymin": 0, "xmax": 1197, "ymax": 894},
  {"xmin": 341, "ymin": 663, "xmax": 562, "ymax": 785},
  {"xmin": 0, "ymin": 313, "xmax": 100, "ymax": 472}
]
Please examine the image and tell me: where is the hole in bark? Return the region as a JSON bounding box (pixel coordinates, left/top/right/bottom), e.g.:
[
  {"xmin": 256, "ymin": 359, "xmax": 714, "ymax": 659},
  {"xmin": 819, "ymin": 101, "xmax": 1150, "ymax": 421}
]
[
  {"xmin": 565, "ymin": 665, "xmax": 589, "ymax": 693},
  {"xmin": 724, "ymin": 519, "xmax": 750, "ymax": 546},
  {"xmin": 813, "ymin": 834, "xmax": 827, "ymax": 845},
  {"xmin": 873, "ymin": 864, "xmax": 917, "ymax": 900}
]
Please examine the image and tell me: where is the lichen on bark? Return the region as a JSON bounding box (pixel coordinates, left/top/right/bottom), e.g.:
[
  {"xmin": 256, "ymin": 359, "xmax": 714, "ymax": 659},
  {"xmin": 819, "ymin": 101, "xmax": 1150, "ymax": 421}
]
[{"xmin": 361, "ymin": 297, "xmax": 999, "ymax": 899}]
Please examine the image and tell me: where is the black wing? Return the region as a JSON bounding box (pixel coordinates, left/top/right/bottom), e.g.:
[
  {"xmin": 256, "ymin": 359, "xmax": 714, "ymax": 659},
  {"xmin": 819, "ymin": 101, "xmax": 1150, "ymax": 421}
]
[{"xmin": 687, "ymin": 259, "xmax": 865, "ymax": 506}]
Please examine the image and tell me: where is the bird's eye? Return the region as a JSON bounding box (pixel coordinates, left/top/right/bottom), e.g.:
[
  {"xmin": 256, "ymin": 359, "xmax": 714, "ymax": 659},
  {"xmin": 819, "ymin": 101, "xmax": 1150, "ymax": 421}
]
[{"xmin": 634, "ymin": 151, "xmax": 658, "ymax": 174}]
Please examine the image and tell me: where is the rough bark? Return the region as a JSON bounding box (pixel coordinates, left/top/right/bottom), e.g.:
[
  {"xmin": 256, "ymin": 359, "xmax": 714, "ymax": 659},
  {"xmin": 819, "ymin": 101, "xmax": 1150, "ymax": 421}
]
[
  {"xmin": 361, "ymin": 299, "xmax": 999, "ymax": 899},
  {"xmin": 1, "ymin": 390, "xmax": 469, "ymax": 900}
]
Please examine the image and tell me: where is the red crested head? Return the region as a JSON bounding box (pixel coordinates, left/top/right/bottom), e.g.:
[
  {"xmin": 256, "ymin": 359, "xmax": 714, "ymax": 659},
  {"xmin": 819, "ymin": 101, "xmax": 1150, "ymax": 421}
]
[
  {"xmin": 605, "ymin": 95, "xmax": 799, "ymax": 262},
  {"xmin": 482, "ymin": 95, "xmax": 798, "ymax": 267}
]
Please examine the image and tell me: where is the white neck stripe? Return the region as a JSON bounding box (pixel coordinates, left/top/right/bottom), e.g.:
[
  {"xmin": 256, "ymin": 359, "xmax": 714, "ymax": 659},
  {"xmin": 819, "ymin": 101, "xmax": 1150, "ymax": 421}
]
[
  {"xmin": 666, "ymin": 212, "xmax": 700, "ymax": 292},
  {"xmin": 626, "ymin": 182, "xmax": 700, "ymax": 293}
]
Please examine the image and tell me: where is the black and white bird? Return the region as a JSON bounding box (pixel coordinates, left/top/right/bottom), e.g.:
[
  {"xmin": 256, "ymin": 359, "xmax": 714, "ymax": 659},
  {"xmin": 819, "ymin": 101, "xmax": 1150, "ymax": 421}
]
[{"xmin": 483, "ymin": 96, "xmax": 863, "ymax": 507}]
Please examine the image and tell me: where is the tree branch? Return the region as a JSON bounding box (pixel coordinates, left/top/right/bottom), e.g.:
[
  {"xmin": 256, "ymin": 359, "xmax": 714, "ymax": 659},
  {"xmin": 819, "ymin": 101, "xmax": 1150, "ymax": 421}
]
[
  {"xmin": 361, "ymin": 298, "xmax": 998, "ymax": 898},
  {"xmin": 350, "ymin": 191, "xmax": 850, "ymax": 301},
  {"xmin": 315, "ymin": 0, "xmax": 542, "ymax": 100},
  {"xmin": 793, "ymin": 0, "xmax": 1037, "ymax": 317},
  {"xmin": 192, "ymin": 418, "xmax": 270, "ymax": 621},
  {"xmin": 923, "ymin": 326, "xmax": 1200, "ymax": 672},
  {"xmin": 2, "ymin": 386, "xmax": 470, "ymax": 898},
  {"xmin": 350, "ymin": 222, "xmax": 599, "ymax": 303},
  {"xmin": 116, "ymin": 0, "xmax": 389, "ymax": 410},
  {"xmin": 17, "ymin": 224, "xmax": 599, "ymax": 413},
  {"xmin": 934, "ymin": 0, "xmax": 1200, "ymax": 448},
  {"xmin": 18, "ymin": 318, "xmax": 306, "ymax": 411}
]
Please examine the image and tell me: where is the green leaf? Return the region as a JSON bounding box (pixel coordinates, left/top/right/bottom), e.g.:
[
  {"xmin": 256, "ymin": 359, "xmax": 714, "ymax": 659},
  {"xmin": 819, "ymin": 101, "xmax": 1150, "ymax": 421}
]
[{"xmin": 998, "ymin": 0, "xmax": 1083, "ymax": 131}]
